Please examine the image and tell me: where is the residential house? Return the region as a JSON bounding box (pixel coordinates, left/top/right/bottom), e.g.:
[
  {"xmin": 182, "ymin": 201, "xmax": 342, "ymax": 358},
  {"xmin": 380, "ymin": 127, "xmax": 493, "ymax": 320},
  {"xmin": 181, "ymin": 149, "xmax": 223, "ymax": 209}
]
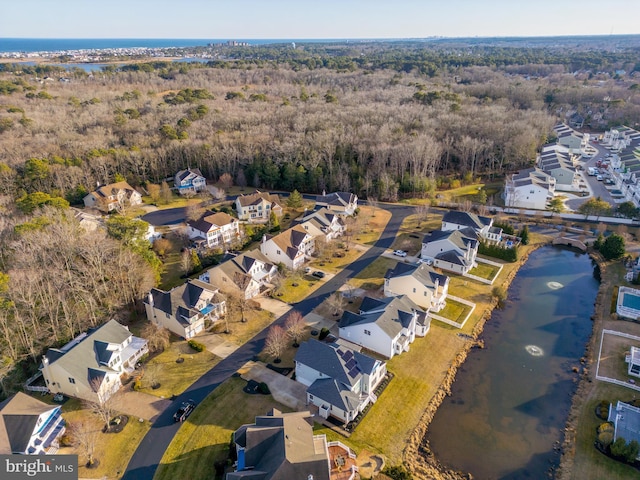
[
  {"xmin": 174, "ymin": 168, "xmax": 206, "ymax": 195},
  {"xmin": 603, "ymin": 126, "xmax": 640, "ymax": 207},
  {"xmin": 295, "ymin": 339, "xmax": 387, "ymax": 424},
  {"xmin": 228, "ymin": 409, "xmax": 331, "ymax": 480},
  {"xmin": 0, "ymin": 392, "xmax": 66, "ymax": 455},
  {"xmin": 538, "ymin": 144, "xmax": 580, "ymax": 190},
  {"xmin": 144, "ymin": 279, "xmax": 226, "ymax": 339},
  {"xmin": 235, "ymin": 190, "xmax": 283, "ymax": 223},
  {"xmin": 40, "ymin": 320, "xmax": 148, "ymax": 402},
  {"xmin": 338, "ymin": 295, "xmax": 427, "ymax": 358},
  {"xmin": 441, "ymin": 210, "xmax": 502, "ymax": 243},
  {"xmin": 569, "ymin": 113, "xmax": 585, "ymax": 129},
  {"xmin": 72, "ymin": 207, "xmax": 103, "ymax": 232},
  {"xmin": 83, "ymin": 181, "xmax": 142, "ymax": 213},
  {"xmin": 625, "ymin": 346, "xmax": 640, "ymax": 378},
  {"xmin": 607, "ymin": 401, "xmax": 640, "ymax": 460},
  {"xmin": 186, "ymin": 211, "xmax": 240, "ymax": 249},
  {"xmin": 315, "ymin": 191, "xmax": 358, "ymax": 216},
  {"xmin": 421, "ymin": 229, "xmax": 479, "ymax": 275},
  {"xmin": 553, "ymin": 123, "xmax": 590, "ymax": 155},
  {"xmin": 296, "ymin": 207, "xmax": 346, "ymax": 241},
  {"xmin": 200, "ymin": 250, "xmax": 278, "ymax": 300},
  {"xmin": 384, "ymin": 262, "xmax": 449, "ymax": 313},
  {"xmin": 260, "ymin": 225, "xmax": 315, "ymax": 270},
  {"xmin": 504, "ymin": 167, "xmax": 556, "ymax": 210}
]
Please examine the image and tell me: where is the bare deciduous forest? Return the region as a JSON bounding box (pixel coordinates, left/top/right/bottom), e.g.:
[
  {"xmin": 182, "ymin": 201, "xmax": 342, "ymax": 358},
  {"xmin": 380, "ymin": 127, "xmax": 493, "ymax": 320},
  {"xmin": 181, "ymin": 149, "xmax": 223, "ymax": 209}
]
[{"xmin": 0, "ymin": 39, "xmax": 639, "ymax": 396}]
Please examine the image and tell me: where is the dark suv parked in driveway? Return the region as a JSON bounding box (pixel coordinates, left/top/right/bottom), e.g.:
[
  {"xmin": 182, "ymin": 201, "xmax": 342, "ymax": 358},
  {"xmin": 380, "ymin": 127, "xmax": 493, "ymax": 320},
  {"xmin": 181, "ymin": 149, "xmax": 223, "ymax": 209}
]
[
  {"xmin": 312, "ymin": 271, "xmax": 325, "ymax": 279},
  {"xmin": 173, "ymin": 400, "xmax": 196, "ymax": 422}
]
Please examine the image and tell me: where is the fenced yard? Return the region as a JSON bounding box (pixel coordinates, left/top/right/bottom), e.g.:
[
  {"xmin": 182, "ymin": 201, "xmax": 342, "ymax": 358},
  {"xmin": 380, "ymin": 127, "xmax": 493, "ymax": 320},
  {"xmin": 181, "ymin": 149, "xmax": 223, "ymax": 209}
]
[{"xmin": 595, "ymin": 329, "xmax": 640, "ymax": 392}]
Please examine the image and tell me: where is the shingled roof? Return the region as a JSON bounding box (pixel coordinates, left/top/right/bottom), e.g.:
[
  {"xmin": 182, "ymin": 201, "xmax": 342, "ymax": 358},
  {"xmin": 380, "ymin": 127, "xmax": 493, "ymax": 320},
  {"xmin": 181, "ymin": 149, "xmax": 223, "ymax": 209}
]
[{"xmin": 339, "ymin": 295, "xmax": 424, "ymax": 339}]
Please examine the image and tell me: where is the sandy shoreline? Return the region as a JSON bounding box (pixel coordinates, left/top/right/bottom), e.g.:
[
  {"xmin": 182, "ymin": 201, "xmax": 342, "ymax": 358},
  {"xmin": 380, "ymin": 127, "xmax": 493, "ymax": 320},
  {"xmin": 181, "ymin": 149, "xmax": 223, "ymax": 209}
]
[{"xmin": 402, "ymin": 239, "xmax": 575, "ymax": 479}]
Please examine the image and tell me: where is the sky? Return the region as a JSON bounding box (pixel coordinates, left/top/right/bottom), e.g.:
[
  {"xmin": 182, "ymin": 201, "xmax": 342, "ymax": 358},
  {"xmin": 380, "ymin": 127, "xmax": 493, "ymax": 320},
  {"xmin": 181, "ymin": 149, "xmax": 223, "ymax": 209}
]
[{"xmin": 1, "ymin": 0, "xmax": 639, "ymax": 39}]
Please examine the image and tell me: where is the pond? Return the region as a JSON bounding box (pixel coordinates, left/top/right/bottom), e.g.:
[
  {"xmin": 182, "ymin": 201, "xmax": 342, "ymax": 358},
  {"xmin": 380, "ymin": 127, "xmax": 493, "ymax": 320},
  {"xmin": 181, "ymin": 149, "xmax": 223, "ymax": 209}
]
[{"xmin": 426, "ymin": 246, "xmax": 599, "ymax": 479}]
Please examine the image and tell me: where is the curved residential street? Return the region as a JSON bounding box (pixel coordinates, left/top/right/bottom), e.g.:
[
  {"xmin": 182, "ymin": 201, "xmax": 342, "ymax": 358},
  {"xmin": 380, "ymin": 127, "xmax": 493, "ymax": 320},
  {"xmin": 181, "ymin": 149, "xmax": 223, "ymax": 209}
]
[{"xmin": 122, "ymin": 204, "xmax": 414, "ymax": 480}]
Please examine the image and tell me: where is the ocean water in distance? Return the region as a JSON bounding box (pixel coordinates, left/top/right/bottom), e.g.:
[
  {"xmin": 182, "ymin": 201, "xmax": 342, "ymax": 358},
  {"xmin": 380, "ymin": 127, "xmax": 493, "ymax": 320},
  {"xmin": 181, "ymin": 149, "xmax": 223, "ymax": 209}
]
[{"xmin": 0, "ymin": 38, "xmax": 364, "ymax": 53}]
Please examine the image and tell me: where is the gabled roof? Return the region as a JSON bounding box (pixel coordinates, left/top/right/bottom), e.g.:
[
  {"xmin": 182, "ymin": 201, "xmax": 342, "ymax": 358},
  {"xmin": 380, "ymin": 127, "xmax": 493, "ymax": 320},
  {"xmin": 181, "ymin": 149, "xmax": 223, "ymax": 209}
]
[
  {"xmin": 266, "ymin": 225, "xmax": 312, "ymax": 260},
  {"xmin": 236, "ymin": 190, "xmax": 281, "ymax": 208},
  {"xmin": 0, "ymin": 392, "xmax": 60, "ymax": 454},
  {"xmin": 146, "ymin": 279, "xmax": 219, "ymax": 326},
  {"xmin": 187, "ymin": 211, "xmax": 236, "ymax": 234},
  {"xmin": 315, "ymin": 191, "xmax": 357, "ymax": 208},
  {"xmin": 300, "ymin": 207, "xmax": 343, "ymax": 227},
  {"xmin": 92, "ymin": 181, "xmax": 138, "ymax": 199},
  {"xmin": 210, "ymin": 250, "xmax": 275, "ymax": 290},
  {"xmin": 307, "ymin": 378, "xmax": 361, "ymax": 413},
  {"xmin": 41, "ymin": 320, "xmax": 135, "ymax": 396},
  {"xmin": 339, "ymin": 295, "xmax": 423, "ymax": 339},
  {"xmin": 442, "ymin": 211, "xmax": 491, "ymax": 230},
  {"xmin": 175, "ymin": 168, "xmax": 204, "ymax": 182},
  {"xmin": 423, "ymin": 229, "xmax": 478, "ymax": 250},
  {"xmin": 230, "ymin": 409, "xmax": 330, "ymax": 480},
  {"xmin": 385, "ymin": 262, "xmax": 449, "ymax": 290},
  {"xmin": 295, "ymin": 339, "xmax": 380, "ymax": 388}
]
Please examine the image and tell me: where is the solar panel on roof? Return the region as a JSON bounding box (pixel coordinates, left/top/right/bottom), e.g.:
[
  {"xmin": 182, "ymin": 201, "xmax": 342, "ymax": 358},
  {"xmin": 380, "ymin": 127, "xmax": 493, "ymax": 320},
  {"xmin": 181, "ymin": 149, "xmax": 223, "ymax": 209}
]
[
  {"xmin": 347, "ymin": 367, "xmax": 360, "ymax": 378},
  {"xmin": 336, "ymin": 349, "xmax": 344, "ymax": 355},
  {"xmin": 342, "ymin": 350, "xmax": 353, "ymax": 360},
  {"xmin": 345, "ymin": 358, "xmax": 357, "ymax": 370}
]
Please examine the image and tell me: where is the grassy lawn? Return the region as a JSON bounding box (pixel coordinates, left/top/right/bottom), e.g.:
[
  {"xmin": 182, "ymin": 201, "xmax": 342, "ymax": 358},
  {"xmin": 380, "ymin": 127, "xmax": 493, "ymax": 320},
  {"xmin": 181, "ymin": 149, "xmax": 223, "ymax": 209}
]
[
  {"xmin": 391, "ymin": 212, "xmax": 443, "ymax": 253},
  {"xmin": 310, "ymin": 246, "xmax": 366, "ymax": 274},
  {"xmin": 158, "ymin": 233, "xmax": 188, "ymax": 290},
  {"xmin": 276, "ymin": 276, "xmax": 322, "ymax": 304},
  {"xmin": 350, "ymin": 257, "xmax": 398, "ymax": 291},
  {"xmin": 62, "ymin": 408, "xmax": 150, "ymax": 479},
  {"xmin": 437, "ymin": 182, "xmax": 503, "ymax": 204},
  {"xmin": 354, "ymin": 206, "xmax": 392, "ymax": 245},
  {"xmin": 438, "ymin": 298, "xmax": 474, "ymax": 325},
  {"xmin": 139, "ymin": 342, "xmax": 220, "ymax": 399},
  {"xmin": 468, "ymin": 261, "xmax": 502, "ymax": 281},
  {"xmin": 257, "ymin": 327, "xmax": 314, "ymax": 366},
  {"xmin": 154, "ymin": 377, "xmax": 291, "ymax": 480},
  {"xmin": 211, "ymin": 308, "xmax": 276, "ymax": 346}
]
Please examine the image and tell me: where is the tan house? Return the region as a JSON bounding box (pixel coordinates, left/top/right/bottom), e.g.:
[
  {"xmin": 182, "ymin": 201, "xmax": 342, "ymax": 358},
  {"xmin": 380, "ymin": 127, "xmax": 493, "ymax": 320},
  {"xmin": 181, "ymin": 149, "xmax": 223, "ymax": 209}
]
[
  {"xmin": 144, "ymin": 279, "xmax": 226, "ymax": 339},
  {"xmin": 0, "ymin": 392, "xmax": 66, "ymax": 455},
  {"xmin": 186, "ymin": 211, "xmax": 240, "ymax": 249},
  {"xmin": 200, "ymin": 250, "xmax": 278, "ymax": 300},
  {"xmin": 40, "ymin": 320, "xmax": 148, "ymax": 402},
  {"xmin": 260, "ymin": 225, "xmax": 315, "ymax": 270},
  {"xmin": 235, "ymin": 190, "xmax": 283, "ymax": 223},
  {"xmin": 83, "ymin": 181, "xmax": 142, "ymax": 213},
  {"xmin": 384, "ymin": 262, "xmax": 449, "ymax": 312}
]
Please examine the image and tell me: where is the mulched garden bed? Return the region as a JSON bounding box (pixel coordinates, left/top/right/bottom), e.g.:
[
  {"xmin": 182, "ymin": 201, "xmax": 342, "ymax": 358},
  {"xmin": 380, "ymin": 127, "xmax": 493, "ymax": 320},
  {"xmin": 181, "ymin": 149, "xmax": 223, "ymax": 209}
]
[
  {"xmin": 266, "ymin": 364, "xmax": 292, "ymax": 376},
  {"xmin": 103, "ymin": 415, "xmax": 129, "ymax": 434}
]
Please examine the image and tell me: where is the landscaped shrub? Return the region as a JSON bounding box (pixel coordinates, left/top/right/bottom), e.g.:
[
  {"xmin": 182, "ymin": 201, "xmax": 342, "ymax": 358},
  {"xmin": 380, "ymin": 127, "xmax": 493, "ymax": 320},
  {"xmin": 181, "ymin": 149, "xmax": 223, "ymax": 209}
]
[
  {"xmin": 610, "ymin": 437, "xmax": 640, "ymax": 464},
  {"xmin": 382, "ymin": 465, "xmax": 413, "ymax": 480},
  {"xmin": 188, "ymin": 340, "xmax": 205, "ymax": 352},
  {"xmin": 318, "ymin": 327, "xmax": 330, "ymax": 340},
  {"xmin": 479, "ymin": 241, "xmax": 518, "ymax": 262},
  {"xmin": 258, "ymin": 382, "xmax": 270, "ymax": 394},
  {"xmin": 596, "ymin": 401, "xmax": 611, "ymax": 420},
  {"xmin": 494, "ymin": 222, "xmax": 515, "ymax": 235}
]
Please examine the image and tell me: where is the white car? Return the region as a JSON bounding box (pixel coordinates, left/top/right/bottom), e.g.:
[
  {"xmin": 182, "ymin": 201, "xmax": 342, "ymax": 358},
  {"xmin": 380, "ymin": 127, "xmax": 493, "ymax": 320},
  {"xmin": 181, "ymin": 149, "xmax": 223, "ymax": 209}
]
[
  {"xmin": 596, "ymin": 175, "xmax": 603, "ymax": 181},
  {"xmin": 418, "ymin": 258, "xmax": 433, "ymax": 266},
  {"xmin": 393, "ymin": 250, "xmax": 407, "ymax": 257}
]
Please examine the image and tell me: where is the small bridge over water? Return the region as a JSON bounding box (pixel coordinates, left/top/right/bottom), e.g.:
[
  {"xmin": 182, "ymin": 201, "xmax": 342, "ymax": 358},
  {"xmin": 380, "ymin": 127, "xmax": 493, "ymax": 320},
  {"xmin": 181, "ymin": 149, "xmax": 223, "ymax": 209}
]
[{"xmin": 552, "ymin": 236, "xmax": 587, "ymax": 252}]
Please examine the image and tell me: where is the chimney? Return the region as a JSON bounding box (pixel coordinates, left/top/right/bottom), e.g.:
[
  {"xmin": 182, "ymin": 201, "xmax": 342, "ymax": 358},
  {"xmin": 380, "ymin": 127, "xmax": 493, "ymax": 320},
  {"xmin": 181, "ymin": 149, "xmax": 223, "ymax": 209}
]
[
  {"xmin": 262, "ymin": 234, "xmax": 267, "ymax": 244},
  {"xmin": 148, "ymin": 292, "xmax": 154, "ymax": 307}
]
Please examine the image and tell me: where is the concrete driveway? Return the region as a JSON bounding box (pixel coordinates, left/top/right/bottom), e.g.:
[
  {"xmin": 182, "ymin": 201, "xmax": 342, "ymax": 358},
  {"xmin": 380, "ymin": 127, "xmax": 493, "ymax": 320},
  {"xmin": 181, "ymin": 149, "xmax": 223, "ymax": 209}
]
[
  {"xmin": 255, "ymin": 296, "xmax": 292, "ymax": 317},
  {"xmin": 238, "ymin": 361, "xmax": 307, "ymax": 410},
  {"xmin": 196, "ymin": 332, "xmax": 239, "ymax": 358},
  {"xmin": 118, "ymin": 390, "xmax": 172, "ymax": 422}
]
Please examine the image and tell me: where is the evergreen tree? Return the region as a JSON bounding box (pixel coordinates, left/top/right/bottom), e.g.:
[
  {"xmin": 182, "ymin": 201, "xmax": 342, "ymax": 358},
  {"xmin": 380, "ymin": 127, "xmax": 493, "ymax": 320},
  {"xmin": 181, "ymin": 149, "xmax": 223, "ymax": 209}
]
[
  {"xmin": 600, "ymin": 233, "xmax": 625, "ymax": 260},
  {"xmin": 519, "ymin": 225, "xmax": 530, "ymax": 245},
  {"xmin": 287, "ymin": 189, "xmax": 303, "ymax": 208}
]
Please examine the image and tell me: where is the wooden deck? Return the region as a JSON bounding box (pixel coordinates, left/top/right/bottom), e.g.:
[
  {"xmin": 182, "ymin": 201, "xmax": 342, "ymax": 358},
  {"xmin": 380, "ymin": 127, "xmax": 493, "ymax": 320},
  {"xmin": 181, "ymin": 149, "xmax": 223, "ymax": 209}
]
[{"xmin": 329, "ymin": 444, "xmax": 358, "ymax": 480}]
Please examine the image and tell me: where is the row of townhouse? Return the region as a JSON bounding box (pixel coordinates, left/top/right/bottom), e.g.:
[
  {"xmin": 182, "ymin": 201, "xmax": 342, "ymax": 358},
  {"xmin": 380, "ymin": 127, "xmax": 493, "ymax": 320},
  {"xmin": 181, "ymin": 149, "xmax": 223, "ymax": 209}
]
[
  {"xmin": 504, "ymin": 167, "xmax": 556, "ymax": 210},
  {"xmin": 603, "ymin": 126, "xmax": 640, "ymax": 207}
]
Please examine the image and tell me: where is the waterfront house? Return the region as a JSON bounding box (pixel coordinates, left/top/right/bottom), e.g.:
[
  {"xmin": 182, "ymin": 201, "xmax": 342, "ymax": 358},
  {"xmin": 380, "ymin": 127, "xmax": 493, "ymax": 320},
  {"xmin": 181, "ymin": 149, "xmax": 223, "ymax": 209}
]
[
  {"xmin": 421, "ymin": 229, "xmax": 478, "ymax": 275},
  {"xmin": 441, "ymin": 210, "xmax": 502, "ymax": 243},
  {"xmin": 626, "ymin": 346, "xmax": 640, "ymax": 378},
  {"xmin": 144, "ymin": 279, "xmax": 226, "ymax": 339},
  {"xmin": 338, "ymin": 295, "xmax": 427, "ymax": 358},
  {"xmin": 83, "ymin": 181, "xmax": 142, "ymax": 213},
  {"xmin": 174, "ymin": 168, "xmax": 206, "ymax": 195},
  {"xmin": 0, "ymin": 392, "xmax": 66, "ymax": 455},
  {"xmin": 199, "ymin": 249, "xmax": 278, "ymax": 300},
  {"xmin": 294, "ymin": 339, "xmax": 386, "ymax": 424},
  {"xmin": 235, "ymin": 190, "xmax": 283, "ymax": 223},
  {"xmin": 607, "ymin": 401, "xmax": 640, "ymax": 460},
  {"xmin": 384, "ymin": 262, "xmax": 449, "ymax": 313},
  {"xmin": 186, "ymin": 211, "xmax": 240, "ymax": 249},
  {"xmin": 504, "ymin": 167, "xmax": 556, "ymax": 210},
  {"xmin": 40, "ymin": 320, "xmax": 148, "ymax": 402}
]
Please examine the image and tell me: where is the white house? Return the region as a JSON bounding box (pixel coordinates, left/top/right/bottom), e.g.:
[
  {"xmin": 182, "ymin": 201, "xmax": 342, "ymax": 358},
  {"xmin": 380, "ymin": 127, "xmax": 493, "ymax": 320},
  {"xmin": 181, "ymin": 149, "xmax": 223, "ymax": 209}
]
[
  {"xmin": 626, "ymin": 346, "xmax": 640, "ymax": 378},
  {"xmin": 294, "ymin": 339, "xmax": 386, "ymax": 424},
  {"xmin": 297, "ymin": 207, "xmax": 346, "ymax": 241},
  {"xmin": 83, "ymin": 181, "xmax": 143, "ymax": 213},
  {"xmin": 441, "ymin": 210, "xmax": 502, "ymax": 243},
  {"xmin": 538, "ymin": 145, "xmax": 579, "ymax": 190},
  {"xmin": 235, "ymin": 190, "xmax": 283, "ymax": 223},
  {"xmin": 186, "ymin": 211, "xmax": 240, "ymax": 249},
  {"xmin": 0, "ymin": 392, "xmax": 66, "ymax": 455},
  {"xmin": 200, "ymin": 250, "xmax": 278, "ymax": 300},
  {"xmin": 421, "ymin": 229, "xmax": 478, "ymax": 275},
  {"xmin": 259, "ymin": 225, "xmax": 315, "ymax": 270},
  {"xmin": 314, "ymin": 191, "xmax": 358, "ymax": 216},
  {"xmin": 174, "ymin": 168, "xmax": 207, "ymax": 195},
  {"xmin": 608, "ymin": 401, "xmax": 640, "ymax": 460},
  {"xmin": 504, "ymin": 167, "xmax": 556, "ymax": 210},
  {"xmin": 40, "ymin": 320, "xmax": 148, "ymax": 402},
  {"xmin": 144, "ymin": 279, "xmax": 226, "ymax": 339},
  {"xmin": 384, "ymin": 262, "xmax": 449, "ymax": 313},
  {"xmin": 338, "ymin": 295, "xmax": 427, "ymax": 358}
]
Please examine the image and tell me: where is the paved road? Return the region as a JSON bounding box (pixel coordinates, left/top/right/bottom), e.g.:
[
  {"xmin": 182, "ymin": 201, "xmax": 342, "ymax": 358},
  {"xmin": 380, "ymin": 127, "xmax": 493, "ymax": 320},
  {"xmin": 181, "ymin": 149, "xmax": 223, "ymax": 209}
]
[
  {"xmin": 566, "ymin": 140, "xmax": 617, "ymax": 211},
  {"xmin": 122, "ymin": 204, "xmax": 414, "ymax": 480}
]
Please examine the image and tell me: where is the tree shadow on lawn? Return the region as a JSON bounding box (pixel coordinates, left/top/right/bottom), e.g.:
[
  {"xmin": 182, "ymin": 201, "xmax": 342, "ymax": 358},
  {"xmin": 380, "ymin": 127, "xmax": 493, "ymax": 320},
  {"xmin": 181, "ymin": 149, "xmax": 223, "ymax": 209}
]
[{"xmin": 157, "ymin": 444, "xmax": 228, "ymax": 480}]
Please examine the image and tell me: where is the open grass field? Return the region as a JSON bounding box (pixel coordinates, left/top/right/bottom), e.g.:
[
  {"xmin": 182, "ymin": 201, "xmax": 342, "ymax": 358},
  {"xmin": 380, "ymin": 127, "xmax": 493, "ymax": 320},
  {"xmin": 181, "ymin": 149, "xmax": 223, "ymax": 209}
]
[
  {"xmin": 354, "ymin": 206, "xmax": 392, "ymax": 245},
  {"xmin": 349, "ymin": 257, "xmax": 397, "ymax": 291},
  {"xmin": 140, "ymin": 341, "xmax": 220, "ymax": 399},
  {"xmin": 154, "ymin": 377, "xmax": 291, "ymax": 480},
  {"xmin": 390, "ymin": 213, "xmax": 442, "ymax": 253},
  {"xmin": 276, "ymin": 276, "xmax": 322, "ymax": 303},
  {"xmin": 310, "ymin": 245, "xmax": 367, "ymax": 274},
  {"xmin": 211, "ymin": 308, "xmax": 276, "ymax": 346},
  {"xmin": 61, "ymin": 408, "xmax": 151, "ymax": 479}
]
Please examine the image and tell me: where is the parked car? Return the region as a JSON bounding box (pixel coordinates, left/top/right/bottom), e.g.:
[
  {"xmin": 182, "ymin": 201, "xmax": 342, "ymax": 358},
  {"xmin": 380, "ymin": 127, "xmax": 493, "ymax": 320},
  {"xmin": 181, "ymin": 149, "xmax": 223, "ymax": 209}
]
[
  {"xmin": 596, "ymin": 175, "xmax": 603, "ymax": 181},
  {"xmin": 418, "ymin": 258, "xmax": 433, "ymax": 266},
  {"xmin": 312, "ymin": 271, "xmax": 325, "ymax": 279},
  {"xmin": 173, "ymin": 400, "xmax": 196, "ymax": 422},
  {"xmin": 393, "ymin": 250, "xmax": 408, "ymax": 257}
]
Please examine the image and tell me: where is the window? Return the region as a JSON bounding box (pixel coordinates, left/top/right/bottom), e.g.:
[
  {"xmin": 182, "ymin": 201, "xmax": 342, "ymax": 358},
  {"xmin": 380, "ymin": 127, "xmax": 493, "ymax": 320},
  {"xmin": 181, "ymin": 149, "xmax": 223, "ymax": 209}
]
[
  {"xmin": 412, "ymin": 287, "xmax": 416, "ymax": 293},
  {"xmin": 424, "ymin": 291, "xmax": 427, "ymax": 296},
  {"xmin": 309, "ymin": 394, "xmax": 314, "ymax": 400},
  {"xmin": 68, "ymin": 377, "xmax": 75, "ymax": 384},
  {"xmin": 276, "ymin": 250, "xmax": 281, "ymax": 255},
  {"xmin": 364, "ymin": 329, "xmax": 371, "ymax": 336}
]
